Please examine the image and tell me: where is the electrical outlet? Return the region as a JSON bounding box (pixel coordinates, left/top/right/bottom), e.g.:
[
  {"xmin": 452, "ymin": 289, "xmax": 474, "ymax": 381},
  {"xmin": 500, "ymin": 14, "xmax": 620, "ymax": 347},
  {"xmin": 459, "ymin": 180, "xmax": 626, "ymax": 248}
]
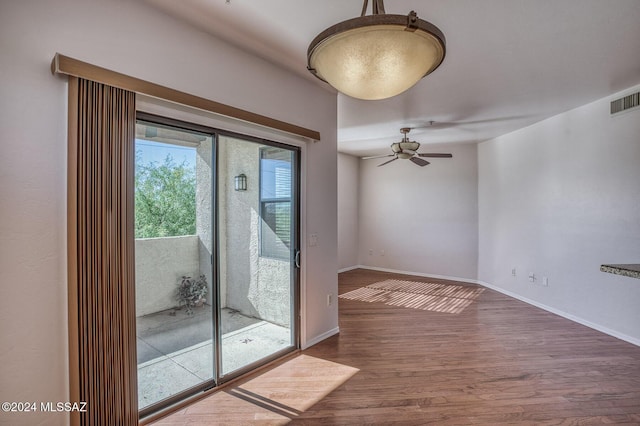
[
  {"xmin": 368, "ymin": 249, "xmax": 373, "ymax": 255},
  {"xmin": 528, "ymin": 272, "xmax": 536, "ymax": 282},
  {"xmin": 511, "ymin": 268, "xmax": 517, "ymax": 276},
  {"xmin": 542, "ymin": 276, "xmax": 549, "ymax": 286},
  {"xmin": 380, "ymin": 249, "xmax": 385, "ymax": 256}
]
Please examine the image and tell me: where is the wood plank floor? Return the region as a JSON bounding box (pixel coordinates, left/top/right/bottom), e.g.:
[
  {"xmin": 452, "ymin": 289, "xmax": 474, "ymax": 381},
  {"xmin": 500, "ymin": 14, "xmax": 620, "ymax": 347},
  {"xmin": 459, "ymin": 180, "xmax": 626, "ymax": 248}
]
[{"xmin": 152, "ymin": 269, "xmax": 640, "ymax": 425}]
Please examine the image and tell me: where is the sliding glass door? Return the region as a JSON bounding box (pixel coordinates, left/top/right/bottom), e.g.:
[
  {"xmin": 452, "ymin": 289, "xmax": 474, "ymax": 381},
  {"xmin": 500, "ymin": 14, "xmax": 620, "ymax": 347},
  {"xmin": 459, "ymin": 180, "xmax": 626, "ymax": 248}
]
[
  {"xmin": 216, "ymin": 135, "xmax": 299, "ymax": 378},
  {"xmin": 134, "ymin": 114, "xmax": 299, "ymax": 415},
  {"xmin": 134, "ymin": 120, "xmax": 215, "ymax": 412}
]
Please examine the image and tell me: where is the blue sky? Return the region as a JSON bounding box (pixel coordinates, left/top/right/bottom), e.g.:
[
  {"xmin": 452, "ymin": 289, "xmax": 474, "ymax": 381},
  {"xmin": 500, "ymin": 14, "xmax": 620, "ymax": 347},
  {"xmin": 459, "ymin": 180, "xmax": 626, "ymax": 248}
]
[{"xmin": 135, "ymin": 139, "xmax": 196, "ymax": 168}]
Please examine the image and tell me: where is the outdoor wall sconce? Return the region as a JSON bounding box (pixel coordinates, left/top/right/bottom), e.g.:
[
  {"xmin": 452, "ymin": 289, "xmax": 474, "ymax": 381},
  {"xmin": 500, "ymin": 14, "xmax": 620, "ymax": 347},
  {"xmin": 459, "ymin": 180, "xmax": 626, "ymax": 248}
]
[{"xmin": 234, "ymin": 173, "xmax": 247, "ymax": 191}]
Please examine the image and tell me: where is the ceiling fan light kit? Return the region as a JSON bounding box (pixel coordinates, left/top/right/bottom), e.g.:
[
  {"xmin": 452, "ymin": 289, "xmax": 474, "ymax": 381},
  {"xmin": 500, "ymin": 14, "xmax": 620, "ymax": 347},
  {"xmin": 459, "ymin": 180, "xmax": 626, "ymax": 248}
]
[
  {"xmin": 307, "ymin": 0, "xmax": 446, "ymax": 100},
  {"xmin": 362, "ymin": 127, "xmax": 453, "ymax": 167}
]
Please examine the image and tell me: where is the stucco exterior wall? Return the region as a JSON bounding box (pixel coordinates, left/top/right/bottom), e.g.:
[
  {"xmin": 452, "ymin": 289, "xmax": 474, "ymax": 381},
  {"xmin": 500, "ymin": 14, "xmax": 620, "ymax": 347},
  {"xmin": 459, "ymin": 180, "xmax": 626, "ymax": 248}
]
[
  {"xmin": 135, "ymin": 235, "xmax": 200, "ymax": 316},
  {"xmin": 219, "ymin": 136, "xmax": 291, "ymax": 327},
  {"xmin": 196, "ymin": 137, "xmax": 217, "ymax": 306}
]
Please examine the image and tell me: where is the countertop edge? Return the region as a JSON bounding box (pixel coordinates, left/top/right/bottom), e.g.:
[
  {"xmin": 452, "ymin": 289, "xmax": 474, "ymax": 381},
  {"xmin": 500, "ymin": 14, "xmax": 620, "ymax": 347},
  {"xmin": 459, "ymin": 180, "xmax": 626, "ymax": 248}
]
[{"xmin": 600, "ymin": 264, "xmax": 640, "ymax": 279}]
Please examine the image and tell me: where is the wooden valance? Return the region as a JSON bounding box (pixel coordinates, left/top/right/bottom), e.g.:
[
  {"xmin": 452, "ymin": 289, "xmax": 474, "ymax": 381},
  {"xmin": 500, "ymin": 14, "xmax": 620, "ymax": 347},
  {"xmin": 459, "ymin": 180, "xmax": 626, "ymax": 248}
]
[{"xmin": 51, "ymin": 53, "xmax": 321, "ymax": 142}]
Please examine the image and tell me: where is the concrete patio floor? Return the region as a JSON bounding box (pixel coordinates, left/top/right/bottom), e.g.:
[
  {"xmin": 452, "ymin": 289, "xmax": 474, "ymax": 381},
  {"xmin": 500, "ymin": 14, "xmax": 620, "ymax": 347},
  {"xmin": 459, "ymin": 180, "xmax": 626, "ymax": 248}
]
[{"xmin": 137, "ymin": 306, "xmax": 291, "ymax": 410}]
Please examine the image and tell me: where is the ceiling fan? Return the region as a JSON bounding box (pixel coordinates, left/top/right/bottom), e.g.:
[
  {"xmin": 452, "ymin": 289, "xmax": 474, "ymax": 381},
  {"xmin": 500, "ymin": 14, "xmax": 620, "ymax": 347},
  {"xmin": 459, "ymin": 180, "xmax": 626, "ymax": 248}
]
[{"xmin": 362, "ymin": 127, "xmax": 453, "ymax": 167}]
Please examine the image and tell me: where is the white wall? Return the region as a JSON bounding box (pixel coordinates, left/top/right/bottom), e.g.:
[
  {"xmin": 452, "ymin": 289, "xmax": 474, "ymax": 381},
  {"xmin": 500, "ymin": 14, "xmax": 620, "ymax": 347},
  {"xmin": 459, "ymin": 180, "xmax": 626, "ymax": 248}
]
[
  {"xmin": 478, "ymin": 83, "xmax": 640, "ymax": 344},
  {"xmin": 357, "ymin": 144, "xmax": 479, "ymax": 280},
  {"xmin": 337, "ymin": 153, "xmax": 360, "ymax": 270},
  {"xmin": 0, "ymin": 1, "xmax": 337, "ymax": 424}
]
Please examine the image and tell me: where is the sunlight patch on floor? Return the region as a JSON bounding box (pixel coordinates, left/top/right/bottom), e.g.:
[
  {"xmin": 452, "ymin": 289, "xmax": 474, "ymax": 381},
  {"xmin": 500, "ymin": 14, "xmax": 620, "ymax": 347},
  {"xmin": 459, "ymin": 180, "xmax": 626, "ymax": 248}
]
[
  {"xmin": 236, "ymin": 354, "xmax": 360, "ymax": 413},
  {"xmin": 339, "ymin": 279, "xmax": 484, "ymax": 314},
  {"xmin": 153, "ymin": 355, "xmax": 359, "ymax": 425}
]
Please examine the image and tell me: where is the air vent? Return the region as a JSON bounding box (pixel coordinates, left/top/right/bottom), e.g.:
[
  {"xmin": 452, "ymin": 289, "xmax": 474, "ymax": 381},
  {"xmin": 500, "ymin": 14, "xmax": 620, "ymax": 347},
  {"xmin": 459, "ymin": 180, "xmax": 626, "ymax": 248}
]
[{"xmin": 611, "ymin": 91, "xmax": 640, "ymax": 115}]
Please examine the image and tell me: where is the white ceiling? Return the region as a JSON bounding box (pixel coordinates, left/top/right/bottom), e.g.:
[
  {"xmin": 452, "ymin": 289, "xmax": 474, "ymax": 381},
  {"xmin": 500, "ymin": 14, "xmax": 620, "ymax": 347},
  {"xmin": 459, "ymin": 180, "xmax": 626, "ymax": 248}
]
[{"xmin": 143, "ymin": 0, "xmax": 640, "ymax": 156}]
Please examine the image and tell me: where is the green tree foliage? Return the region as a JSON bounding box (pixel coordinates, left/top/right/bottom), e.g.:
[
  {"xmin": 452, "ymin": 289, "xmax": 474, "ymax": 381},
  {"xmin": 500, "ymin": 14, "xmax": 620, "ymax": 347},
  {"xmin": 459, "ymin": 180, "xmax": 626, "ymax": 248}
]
[{"xmin": 135, "ymin": 154, "xmax": 196, "ymax": 238}]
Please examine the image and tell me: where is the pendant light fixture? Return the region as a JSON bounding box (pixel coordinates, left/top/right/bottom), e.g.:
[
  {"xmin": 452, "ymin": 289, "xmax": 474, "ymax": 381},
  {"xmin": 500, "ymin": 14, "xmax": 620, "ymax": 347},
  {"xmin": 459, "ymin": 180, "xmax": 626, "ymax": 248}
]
[{"xmin": 307, "ymin": 0, "xmax": 446, "ymax": 101}]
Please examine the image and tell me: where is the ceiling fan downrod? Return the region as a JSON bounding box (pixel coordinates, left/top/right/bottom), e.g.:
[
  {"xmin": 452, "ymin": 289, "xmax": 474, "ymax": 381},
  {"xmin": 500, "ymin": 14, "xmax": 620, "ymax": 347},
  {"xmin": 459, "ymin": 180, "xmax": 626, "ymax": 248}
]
[{"xmin": 400, "ymin": 127, "xmax": 411, "ymax": 142}]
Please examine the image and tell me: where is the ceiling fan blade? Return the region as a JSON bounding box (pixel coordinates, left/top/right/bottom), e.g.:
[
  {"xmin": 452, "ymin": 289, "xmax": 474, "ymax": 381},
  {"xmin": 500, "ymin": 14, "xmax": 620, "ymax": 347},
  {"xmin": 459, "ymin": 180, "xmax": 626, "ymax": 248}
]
[
  {"xmin": 418, "ymin": 153, "xmax": 453, "ymax": 158},
  {"xmin": 410, "ymin": 157, "xmax": 430, "ymax": 167},
  {"xmin": 362, "ymin": 153, "xmax": 394, "ymax": 160},
  {"xmin": 377, "ymin": 157, "xmax": 398, "ymax": 167}
]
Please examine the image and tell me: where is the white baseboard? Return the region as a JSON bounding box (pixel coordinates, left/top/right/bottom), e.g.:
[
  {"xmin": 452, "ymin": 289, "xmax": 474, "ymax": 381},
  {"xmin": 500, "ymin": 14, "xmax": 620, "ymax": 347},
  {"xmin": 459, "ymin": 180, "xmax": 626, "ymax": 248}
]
[
  {"xmin": 302, "ymin": 327, "xmax": 340, "ymax": 350},
  {"xmin": 338, "ymin": 265, "xmax": 360, "ymax": 273},
  {"xmin": 476, "ymin": 280, "xmax": 640, "ymax": 348},
  {"xmin": 344, "ymin": 265, "xmax": 639, "ymax": 348}
]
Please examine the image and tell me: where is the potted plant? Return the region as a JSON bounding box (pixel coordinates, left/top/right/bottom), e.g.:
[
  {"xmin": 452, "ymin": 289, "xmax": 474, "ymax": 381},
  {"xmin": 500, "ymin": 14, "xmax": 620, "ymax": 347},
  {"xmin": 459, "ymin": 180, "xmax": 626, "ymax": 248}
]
[{"xmin": 176, "ymin": 274, "xmax": 208, "ymax": 314}]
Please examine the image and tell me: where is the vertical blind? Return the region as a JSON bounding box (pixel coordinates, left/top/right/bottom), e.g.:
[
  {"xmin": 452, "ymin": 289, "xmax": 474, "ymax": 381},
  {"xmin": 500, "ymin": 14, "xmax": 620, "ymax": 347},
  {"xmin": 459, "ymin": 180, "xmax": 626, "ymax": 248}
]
[{"xmin": 67, "ymin": 77, "xmax": 138, "ymax": 425}]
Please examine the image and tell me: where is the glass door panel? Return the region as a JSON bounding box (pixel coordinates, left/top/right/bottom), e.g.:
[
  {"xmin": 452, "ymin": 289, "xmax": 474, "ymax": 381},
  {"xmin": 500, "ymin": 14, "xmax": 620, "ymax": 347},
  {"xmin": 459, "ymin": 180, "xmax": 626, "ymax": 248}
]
[
  {"xmin": 216, "ymin": 135, "xmax": 298, "ymax": 377},
  {"xmin": 134, "ymin": 120, "xmax": 215, "ymax": 411},
  {"xmin": 134, "ymin": 115, "xmax": 300, "ymax": 415}
]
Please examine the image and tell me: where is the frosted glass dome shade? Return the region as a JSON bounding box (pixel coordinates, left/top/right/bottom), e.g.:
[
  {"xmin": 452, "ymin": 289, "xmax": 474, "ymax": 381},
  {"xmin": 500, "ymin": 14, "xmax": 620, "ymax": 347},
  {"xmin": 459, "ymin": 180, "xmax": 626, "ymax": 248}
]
[{"xmin": 308, "ymin": 14, "xmax": 445, "ymax": 100}]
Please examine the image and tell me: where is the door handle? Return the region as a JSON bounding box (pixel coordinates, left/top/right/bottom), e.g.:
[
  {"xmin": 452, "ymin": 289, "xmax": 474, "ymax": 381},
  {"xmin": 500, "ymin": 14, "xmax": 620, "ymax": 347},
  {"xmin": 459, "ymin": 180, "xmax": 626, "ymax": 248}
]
[{"xmin": 295, "ymin": 250, "xmax": 301, "ymax": 268}]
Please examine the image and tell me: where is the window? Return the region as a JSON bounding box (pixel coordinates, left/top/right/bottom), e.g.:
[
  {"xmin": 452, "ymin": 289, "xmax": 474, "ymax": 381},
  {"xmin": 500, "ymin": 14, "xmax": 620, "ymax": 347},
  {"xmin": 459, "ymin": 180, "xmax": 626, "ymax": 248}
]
[{"xmin": 260, "ymin": 147, "xmax": 292, "ymax": 259}]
